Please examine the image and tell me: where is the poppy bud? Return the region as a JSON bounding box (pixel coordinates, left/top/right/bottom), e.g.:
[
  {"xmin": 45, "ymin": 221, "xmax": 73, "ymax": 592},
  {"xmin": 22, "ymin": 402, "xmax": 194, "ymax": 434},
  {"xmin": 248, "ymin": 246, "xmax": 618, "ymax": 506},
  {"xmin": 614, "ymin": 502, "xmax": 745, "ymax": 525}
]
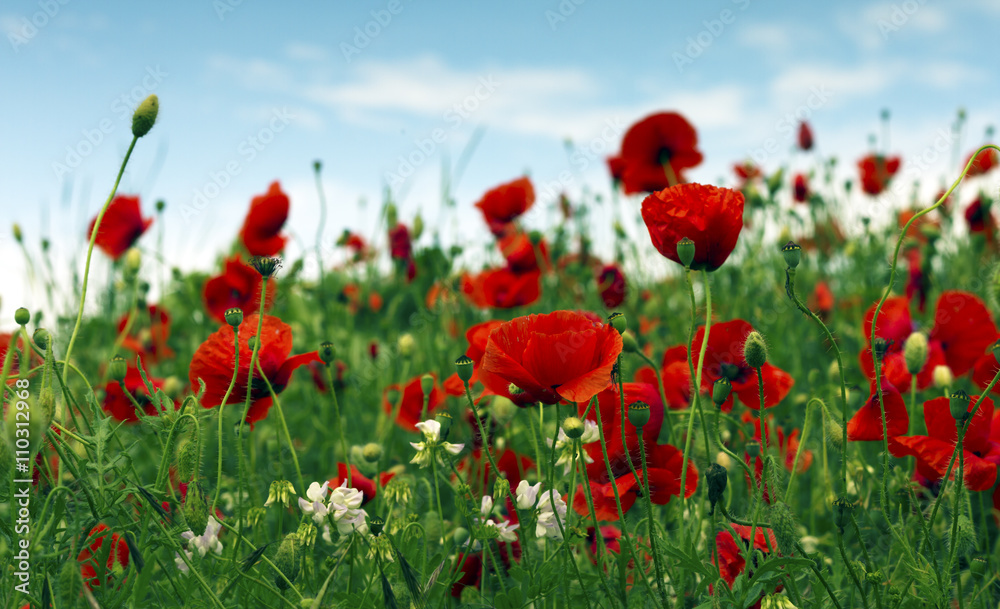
[
  {"xmin": 367, "ymin": 516, "xmax": 385, "ymax": 537},
  {"xmin": 176, "ymin": 438, "xmax": 200, "ymax": 482},
  {"xmin": 833, "ymin": 497, "xmax": 853, "ymax": 532},
  {"xmin": 780, "ymin": 241, "xmax": 801, "ymax": 269},
  {"xmin": 155, "ymin": 199, "xmax": 166, "ymax": 213},
  {"xmin": 398, "ymin": 333, "xmax": 415, "ymax": 358},
  {"xmin": 420, "ymin": 373, "xmax": 434, "ymax": 397},
  {"xmin": 247, "ymin": 337, "xmax": 258, "ymax": 351},
  {"xmin": 362, "ymin": 442, "xmax": 382, "ymax": 462},
  {"xmin": 318, "ymin": 341, "xmax": 336, "ymax": 365},
  {"xmin": 453, "ymin": 526, "xmax": 470, "ymax": 546},
  {"xmin": 435, "ymin": 411, "xmax": 453, "ymax": 441},
  {"xmin": 607, "ymin": 311, "xmax": 626, "ymax": 335},
  {"xmin": 903, "ymin": 333, "xmax": 928, "ymax": 375},
  {"xmin": 562, "ymin": 416, "xmax": 586, "ymax": 439},
  {"xmin": 712, "ymin": 378, "xmax": 732, "ymax": 407},
  {"xmin": 705, "ymin": 463, "xmax": 728, "ymax": 510},
  {"xmin": 743, "ymin": 331, "xmax": 768, "ymax": 369},
  {"xmin": 969, "ymin": 556, "xmax": 988, "ymax": 579},
  {"xmin": 621, "ymin": 331, "xmax": 638, "ymax": 353},
  {"xmin": 895, "ymin": 488, "xmax": 911, "ymax": 515},
  {"xmin": 109, "ymin": 355, "xmax": 128, "ymax": 383},
  {"xmin": 949, "ymin": 390, "xmax": 970, "ymax": 423},
  {"xmin": 676, "ymin": 237, "xmax": 695, "ymax": 268},
  {"xmin": 124, "ymin": 247, "xmax": 142, "ymax": 275},
  {"xmin": 13, "ymin": 223, "xmax": 23, "ymax": 243},
  {"xmin": 745, "ymin": 439, "xmax": 761, "ymax": 458},
  {"xmin": 872, "ymin": 337, "xmax": 889, "ymax": 363},
  {"xmin": 274, "ymin": 533, "xmax": 301, "ymax": 590},
  {"xmin": 455, "ymin": 355, "xmax": 474, "ymax": 382},
  {"xmin": 33, "ymin": 328, "xmax": 50, "ymax": 350},
  {"xmin": 933, "ymin": 365, "xmax": 953, "ymax": 389},
  {"xmin": 225, "ymin": 308, "xmax": 243, "ymax": 327},
  {"xmin": 313, "ymin": 160, "xmax": 322, "ymax": 173},
  {"xmin": 386, "ymin": 203, "xmax": 398, "ymax": 227},
  {"xmin": 955, "ymin": 515, "xmax": 976, "ymax": 556},
  {"xmin": 769, "ymin": 501, "xmax": 798, "ymax": 556},
  {"xmin": 182, "ymin": 482, "xmax": 209, "ymax": 537},
  {"xmin": 14, "ymin": 307, "xmax": 29, "ymax": 326},
  {"xmin": 386, "ymin": 388, "xmax": 400, "ymax": 405},
  {"xmin": 627, "ymin": 402, "xmax": 650, "ymax": 428},
  {"xmin": 249, "ymin": 255, "xmax": 281, "ymax": 278},
  {"xmin": 131, "ymin": 94, "xmax": 159, "ymax": 138}
]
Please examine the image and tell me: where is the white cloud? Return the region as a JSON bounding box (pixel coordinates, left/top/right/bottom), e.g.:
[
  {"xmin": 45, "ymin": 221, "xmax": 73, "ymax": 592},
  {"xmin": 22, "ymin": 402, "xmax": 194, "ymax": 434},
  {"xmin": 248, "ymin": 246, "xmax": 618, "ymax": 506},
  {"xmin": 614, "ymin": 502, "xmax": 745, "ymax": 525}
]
[
  {"xmin": 737, "ymin": 22, "xmax": 792, "ymax": 52},
  {"xmin": 840, "ymin": 3, "xmax": 949, "ymax": 49},
  {"xmin": 285, "ymin": 42, "xmax": 329, "ymax": 62}
]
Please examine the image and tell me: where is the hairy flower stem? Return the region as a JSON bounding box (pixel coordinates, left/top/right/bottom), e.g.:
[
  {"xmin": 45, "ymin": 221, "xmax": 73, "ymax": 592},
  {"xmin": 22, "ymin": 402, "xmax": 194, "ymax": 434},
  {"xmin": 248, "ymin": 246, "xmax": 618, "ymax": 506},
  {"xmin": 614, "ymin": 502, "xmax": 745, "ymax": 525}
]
[
  {"xmin": 323, "ymin": 366, "xmax": 351, "ymax": 486},
  {"xmin": 785, "ymin": 267, "xmax": 849, "ymax": 495},
  {"xmin": 945, "ymin": 424, "xmax": 966, "ymax": 597},
  {"xmin": 637, "ymin": 433, "xmax": 669, "ymax": 607},
  {"xmin": 577, "ymin": 435, "xmax": 620, "ymax": 607},
  {"xmin": 838, "ymin": 530, "xmax": 871, "ymax": 609},
  {"xmin": 636, "ymin": 351, "xmax": 675, "ymax": 444},
  {"xmin": 63, "ymin": 136, "xmax": 138, "ymax": 383},
  {"xmin": 785, "ymin": 399, "xmax": 816, "ymax": 502},
  {"xmin": 254, "ymin": 358, "xmax": 305, "ymax": 493},
  {"xmin": 212, "ymin": 328, "xmax": 240, "ymax": 512},
  {"xmin": 747, "ymin": 367, "xmax": 768, "ymax": 582}
]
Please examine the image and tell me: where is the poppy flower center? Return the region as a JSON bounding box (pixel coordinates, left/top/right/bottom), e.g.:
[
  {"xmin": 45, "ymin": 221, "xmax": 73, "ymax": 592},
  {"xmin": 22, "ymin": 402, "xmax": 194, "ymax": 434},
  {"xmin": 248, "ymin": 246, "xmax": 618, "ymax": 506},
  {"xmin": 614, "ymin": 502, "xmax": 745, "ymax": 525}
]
[
  {"xmin": 721, "ymin": 363, "xmax": 743, "ymax": 382},
  {"xmin": 657, "ymin": 148, "xmax": 672, "ymax": 166}
]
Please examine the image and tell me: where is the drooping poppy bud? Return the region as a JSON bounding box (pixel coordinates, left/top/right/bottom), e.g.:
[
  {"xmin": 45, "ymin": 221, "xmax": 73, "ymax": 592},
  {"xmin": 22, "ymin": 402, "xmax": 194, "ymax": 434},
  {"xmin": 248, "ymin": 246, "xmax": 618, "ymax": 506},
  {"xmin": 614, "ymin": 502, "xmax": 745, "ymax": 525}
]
[
  {"xmin": 607, "ymin": 311, "xmax": 626, "ymax": 335},
  {"xmin": 705, "ymin": 463, "xmax": 728, "ymax": 511},
  {"xmin": 33, "ymin": 328, "xmax": 50, "ymax": 350}
]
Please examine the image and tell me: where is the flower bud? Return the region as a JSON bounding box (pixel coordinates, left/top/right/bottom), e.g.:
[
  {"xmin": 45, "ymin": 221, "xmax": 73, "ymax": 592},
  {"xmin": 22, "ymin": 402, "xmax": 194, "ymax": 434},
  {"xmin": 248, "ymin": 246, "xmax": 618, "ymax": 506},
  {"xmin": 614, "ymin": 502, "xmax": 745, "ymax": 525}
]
[
  {"xmin": 32, "ymin": 328, "xmax": 50, "ymax": 350},
  {"xmin": 109, "ymin": 355, "xmax": 128, "ymax": 383},
  {"xmin": 768, "ymin": 501, "xmax": 798, "ymax": 556},
  {"xmin": 676, "ymin": 237, "xmax": 695, "ymax": 268},
  {"xmin": 124, "ymin": 247, "xmax": 142, "ymax": 275},
  {"xmin": 176, "ymin": 438, "xmax": 200, "ymax": 482},
  {"xmin": 224, "ymin": 308, "xmax": 243, "ymax": 328},
  {"xmin": 274, "ymin": 533, "xmax": 301, "ymax": 590},
  {"xmin": 386, "ymin": 203, "xmax": 398, "ymax": 228},
  {"xmin": 621, "ymin": 331, "xmax": 638, "ymax": 353},
  {"xmin": 362, "ymin": 442, "xmax": 382, "ymax": 462},
  {"xmin": 13, "ymin": 223, "xmax": 23, "ymax": 243},
  {"xmin": 131, "ymin": 94, "xmax": 159, "ymax": 138},
  {"xmin": 607, "ymin": 311, "xmax": 626, "ymax": 335},
  {"xmin": 452, "ymin": 527, "xmax": 470, "ymax": 546},
  {"xmin": 434, "ymin": 411, "xmax": 453, "ymax": 441},
  {"xmin": 780, "ymin": 241, "xmax": 801, "ymax": 269},
  {"xmin": 712, "ymin": 378, "xmax": 732, "ymax": 407},
  {"xmin": 745, "ymin": 439, "xmax": 761, "ymax": 458},
  {"xmin": 182, "ymin": 482, "xmax": 209, "ymax": 537},
  {"xmin": 412, "ymin": 213, "xmax": 424, "ymax": 240},
  {"xmin": 398, "ymin": 333, "xmax": 415, "ymax": 358},
  {"xmin": 455, "ymin": 355, "xmax": 474, "ymax": 382},
  {"xmin": 627, "ymin": 402, "xmax": 650, "ymax": 428},
  {"xmin": 743, "ymin": 331, "xmax": 768, "ymax": 369},
  {"xmin": 155, "ymin": 199, "xmax": 165, "ymax": 213},
  {"xmin": 367, "ymin": 516, "xmax": 385, "ymax": 537},
  {"xmin": 833, "ymin": 497, "xmax": 853, "ymax": 532},
  {"xmin": 420, "ymin": 373, "xmax": 434, "ymax": 397},
  {"xmin": 296, "ymin": 522, "xmax": 318, "ymax": 548},
  {"xmin": 949, "ymin": 390, "xmax": 970, "ymax": 423},
  {"xmin": 247, "ymin": 336, "xmax": 258, "ymax": 351},
  {"xmin": 705, "ymin": 463, "xmax": 728, "ymax": 510},
  {"xmin": 14, "ymin": 307, "xmax": 30, "ymax": 326},
  {"xmin": 493, "ymin": 477, "xmax": 510, "ymax": 505},
  {"xmin": 903, "ymin": 333, "xmax": 928, "ymax": 375},
  {"xmin": 563, "ymin": 416, "xmax": 585, "ymax": 438},
  {"xmin": 933, "ymin": 365, "xmax": 953, "ymax": 389},
  {"xmin": 264, "ymin": 479, "xmax": 296, "ymax": 508}
]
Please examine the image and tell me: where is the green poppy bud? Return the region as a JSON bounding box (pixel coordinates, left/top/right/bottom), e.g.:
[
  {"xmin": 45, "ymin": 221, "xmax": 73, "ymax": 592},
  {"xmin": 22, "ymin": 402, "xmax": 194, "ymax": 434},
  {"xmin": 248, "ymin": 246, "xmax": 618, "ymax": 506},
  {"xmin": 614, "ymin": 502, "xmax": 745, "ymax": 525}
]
[
  {"xmin": 412, "ymin": 213, "xmax": 424, "ymax": 240},
  {"xmin": 131, "ymin": 94, "xmax": 159, "ymax": 138},
  {"xmin": 627, "ymin": 402, "xmax": 651, "ymax": 428},
  {"xmin": 14, "ymin": 307, "xmax": 30, "ymax": 326},
  {"xmin": 743, "ymin": 331, "xmax": 768, "ymax": 369},
  {"xmin": 766, "ymin": 167, "xmax": 785, "ymax": 196},
  {"xmin": 182, "ymin": 482, "xmax": 209, "ymax": 537},
  {"xmin": 563, "ymin": 416, "xmax": 586, "ymax": 438},
  {"xmin": 155, "ymin": 199, "xmax": 165, "ymax": 213},
  {"xmin": 109, "ymin": 355, "xmax": 128, "ymax": 383},
  {"xmin": 455, "ymin": 354, "xmax": 474, "ymax": 382},
  {"xmin": 872, "ymin": 337, "xmax": 889, "ymax": 363},
  {"xmin": 950, "ymin": 390, "xmax": 970, "ymax": 423},
  {"xmin": 453, "ymin": 527, "xmax": 470, "ymax": 546},
  {"xmin": 12, "ymin": 223, "xmax": 23, "ymax": 243},
  {"xmin": 621, "ymin": 331, "xmax": 638, "ymax": 353},
  {"xmin": 676, "ymin": 237, "xmax": 695, "ymax": 268},
  {"xmin": 780, "ymin": 241, "xmax": 801, "ymax": 269},
  {"xmin": 398, "ymin": 333, "xmax": 415, "ymax": 358},
  {"xmin": 607, "ymin": 311, "xmax": 626, "ymax": 335},
  {"xmin": 225, "ymin": 307, "xmax": 243, "ymax": 328},
  {"xmin": 247, "ymin": 336, "xmax": 258, "ymax": 351},
  {"xmin": 712, "ymin": 378, "xmax": 732, "ymax": 407},
  {"xmin": 903, "ymin": 333, "xmax": 928, "ymax": 375},
  {"xmin": 362, "ymin": 442, "xmax": 382, "ymax": 462},
  {"xmin": 32, "ymin": 328, "xmax": 50, "ymax": 350},
  {"xmin": 933, "ymin": 365, "xmax": 953, "ymax": 389},
  {"xmin": 833, "ymin": 497, "xmax": 853, "ymax": 532},
  {"xmin": 705, "ymin": 463, "xmax": 728, "ymax": 510},
  {"xmin": 969, "ymin": 556, "xmax": 988, "ymax": 579}
]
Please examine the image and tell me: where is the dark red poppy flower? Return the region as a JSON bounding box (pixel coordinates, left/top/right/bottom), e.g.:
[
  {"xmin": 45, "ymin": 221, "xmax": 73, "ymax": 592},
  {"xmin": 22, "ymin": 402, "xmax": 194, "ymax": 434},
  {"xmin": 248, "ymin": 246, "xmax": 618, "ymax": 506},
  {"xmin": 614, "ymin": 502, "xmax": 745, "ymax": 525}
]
[
  {"xmin": 452, "ymin": 541, "xmax": 521, "ymax": 598},
  {"xmin": 337, "ymin": 230, "xmax": 371, "ymax": 260},
  {"xmin": 964, "ymin": 147, "xmax": 998, "ymax": 177},
  {"xmin": 444, "ymin": 320, "xmax": 505, "ymax": 396},
  {"xmin": 742, "ymin": 414, "xmax": 813, "ymax": 503},
  {"xmin": 712, "ymin": 524, "xmax": 781, "ymax": 609},
  {"xmin": 641, "ymin": 183, "xmax": 745, "ymax": 272},
  {"xmin": 203, "ymin": 255, "xmax": 275, "ymax": 324},
  {"xmin": 475, "ymin": 177, "xmax": 535, "ymax": 237},
  {"xmin": 328, "ymin": 463, "xmax": 395, "ymax": 506},
  {"xmin": 498, "ymin": 231, "xmax": 549, "ymax": 273},
  {"xmin": 579, "ymin": 383, "xmax": 664, "ymax": 470},
  {"xmin": 857, "ymin": 154, "xmax": 901, "ymax": 196},
  {"xmin": 890, "ymin": 394, "xmax": 999, "ymax": 491},
  {"xmin": 383, "ymin": 373, "xmax": 445, "ymax": 431},
  {"xmin": 118, "ymin": 304, "xmax": 174, "ymax": 363},
  {"xmin": 87, "ymin": 195, "xmax": 153, "ymax": 260},
  {"xmin": 965, "ymin": 197, "xmax": 997, "ymax": 245},
  {"xmin": 189, "ymin": 314, "xmax": 320, "ymax": 428},
  {"xmin": 847, "ymin": 374, "xmax": 908, "ymax": 441},
  {"xmin": 808, "ymin": 280, "xmax": 834, "ymax": 319},
  {"xmin": 860, "ymin": 292, "xmax": 997, "ymax": 391},
  {"xmin": 733, "ymin": 162, "xmax": 762, "ymax": 182},
  {"xmin": 587, "ymin": 525, "xmax": 623, "ymax": 559},
  {"xmin": 480, "ymin": 311, "xmax": 623, "ymax": 406},
  {"xmin": 904, "ymin": 248, "xmax": 929, "ymax": 313},
  {"xmin": 240, "ymin": 181, "xmax": 289, "ymax": 256},
  {"xmin": 695, "ymin": 320, "xmax": 794, "ymax": 412},
  {"xmin": 78, "ymin": 524, "xmax": 130, "ymax": 590},
  {"xmin": 388, "ymin": 223, "xmax": 417, "ymax": 281},
  {"xmin": 633, "ymin": 345, "xmax": 692, "ymax": 410},
  {"xmin": 596, "ymin": 263, "xmax": 627, "ymax": 308},
  {"xmin": 608, "ymin": 112, "xmax": 704, "ymax": 195},
  {"xmin": 461, "ymin": 268, "xmax": 541, "ymax": 309},
  {"xmin": 797, "ymin": 121, "xmax": 814, "ymax": 151},
  {"xmin": 102, "ymin": 363, "xmax": 174, "ymax": 423},
  {"xmin": 309, "ymin": 359, "xmax": 347, "ymax": 393},
  {"xmin": 792, "ymin": 173, "xmax": 809, "ymax": 203}
]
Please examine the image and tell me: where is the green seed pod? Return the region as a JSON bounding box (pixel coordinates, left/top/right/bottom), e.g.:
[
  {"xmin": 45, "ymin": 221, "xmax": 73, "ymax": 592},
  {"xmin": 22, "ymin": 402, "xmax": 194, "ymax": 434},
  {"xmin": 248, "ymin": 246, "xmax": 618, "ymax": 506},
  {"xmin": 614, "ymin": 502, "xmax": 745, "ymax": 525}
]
[
  {"xmin": 224, "ymin": 308, "xmax": 243, "ymax": 328},
  {"xmin": 452, "ymin": 526, "xmax": 470, "ymax": 546},
  {"xmin": 969, "ymin": 556, "xmax": 988, "ymax": 579},
  {"xmin": 903, "ymin": 333, "xmax": 928, "ymax": 375},
  {"xmin": 743, "ymin": 331, "xmax": 768, "ymax": 369},
  {"xmin": 14, "ymin": 307, "xmax": 30, "ymax": 326},
  {"xmin": 248, "ymin": 255, "xmax": 281, "ymax": 278},
  {"xmin": 745, "ymin": 440, "xmax": 761, "ymax": 458},
  {"xmin": 833, "ymin": 497, "xmax": 853, "ymax": 532},
  {"xmin": 563, "ymin": 416, "xmax": 586, "ymax": 438},
  {"xmin": 712, "ymin": 378, "xmax": 732, "ymax": 407},
  {"xmin": 627, "ymin": 402, "xmax": 651, "ymax": 428},
  {"xmin": 455, "ymin": 354, "xmax": 474, "ymax": 383},
  {"xmin": 780, "ymin": 241, "xmax": 801, "ymax": 269},
  {"xmin": 274, "ymin": 533, "xmax": 301, "ymax": 591},
  {"xmin": 993, "ymin": 340, "xmax": 1000, "ymax": 365},
  {"xmin": 183, "ymin": 483, "xmax": 209, "ymax": 536},
  {"xmin": 108, "ymin": 355, "xmax": 128, "ymax": 383},
  {"xmin": 676, "ymin": 237, "xmax": 695, "ymax": 268},
  {"xmin": 872, "ymin": 337, "xmax": 889, "ymax": 363},
  {"xmin": 131, "ymin": 94, "xmax": 159, "ymax": 138},
  {"xmin": 607, "ymin": 312, "xmax": 626, "ymax": 335},
  {"xmin": 420, "ymin": 373, "xmax": 434, "ymax": 397},
  {"xmin": 949, "ymin": 390, "xmax": 970, "ymax": 423},
  {"xmin": 367, "ymin": 516, "xmax": 385, "ymax": 537},
  {"xmin": 176, "ymin": 438, "xmax": 200, "ymax": 483}
]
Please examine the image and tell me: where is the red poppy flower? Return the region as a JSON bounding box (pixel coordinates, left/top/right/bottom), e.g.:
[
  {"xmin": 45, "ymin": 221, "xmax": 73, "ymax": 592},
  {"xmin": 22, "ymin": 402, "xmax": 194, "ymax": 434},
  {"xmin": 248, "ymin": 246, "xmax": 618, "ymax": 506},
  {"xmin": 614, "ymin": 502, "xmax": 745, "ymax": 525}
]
[
  {"xmin": 792, "ymin": 173, "xmax": 809, "ymax": 203},
  {"xmin": 309, "ymin": 359, "xmax": 347, "ymax": 394},
  {"xmin": 118, "ymin": 304, "xmax": 174, "ymax": 363},
  {"xmin": 890, "ymin": 394, "xmax": 1000, "ymax": 491},
  {"xmin": 498, "ymin": 231, "xmax": 549, "ymax": 273},
  {"xmin": 733, "ymin": 162, "xmax": 762, "ymax": 182},
  {"xmin": 857, "ymin": 154, "xmax": 901, "ymax": 196},
  {"xmin": 608, "ymin": 112, "xmax": 704, "ymax": 195},
  {"xmin": 337, "ymin": 230, "xmax": 371, "ymax": 260},
  {"xmin": 383, "ymin": 373, "xmax": 445, "ymax": 431},
  {"xmin": 444, "ymin": 320, "xmax": 505, "ymax": 396},
  {"xmin": 452, "ymin": 541, "xmax": 521, "ymax": 597},
  {"xmin": 860, "ymin": 292, "xmax": 997, "ymax": 391},
  {"xmin": 847, "ymin": 373, "xmax": 908, "ymax": 441},
  {"xmin": 78, "ymin": 524, "xmax": 130, "ymax": 590},
  {"xmin": 808, "ymin": 280, "xmax": 834, "ymax": 318},
  {"xmin": 480, "ymin": 311, "xmax": 623, "ymax": 406},
  {"xmin": 87, "ymin": 195, "xmax": 153, "ymax": 260},
  {"xmin": 240, "ymin": 181, "xmax": 289, "ymax": 256},
  {"xmin": 579, "ymin": 383, "xmax": 664, "ymax": 472},
  {"xmin": 797, "ymin": 121, "xmax": 814, "ymax": 151},
  {"xmin": 641, "ymin": 183, "xmax": 745, "ymax": 272},
  {"xmin": 695, "ymin": 320, "xmax": 794, "ymax": 412},
  {"xmin": 475, "ymin": 177, "xmax": 535, "ymax": 237},
  {"xmin": 904, "ymin": 248, "xmax": 929, "ymax": 313},
  {"xmin": 596, "ymin": 263, "xmax": 627, "ymax": 308},
  {"xmin": 964, "ymin": 147, "xmax": 998, "ymax": 177},
  {"xmin": 712, "ymin": 524, "xmax": 781, "ymax": 609},
  {"xmin": 965, "ymin": 197, "xmax": 997, "ymax": 245},
  {"xmin": 327, "ymin": 463, "xmax": 395, "ymax": 505},
  {"xmin": 102, "ymin": 363, "xmax": 175, "ymax": 423},
  {"xmin": 189, "ymin": 314, "xmax": 320, "ymax": 428},
  {"xmin": 742, "ymin": 414, "xmax": 813, "ymax": 503},
  {"xmin": 461, "ymin": 268, "xmax": 541, "ymax": 309},
  {"xmin": 633, "ymin": 345, "xmax": 692, "ymax": 410},
  {"xmin": 203, "ymin": 255, "xmax": 275, "ymax": 324},
  {"xmin": 458, "ymin": 448, "xmax": 535, "ymax": 498},
  {"xmin": 388, "ymin": 223, "xmax": 417, "ymax": 281}
]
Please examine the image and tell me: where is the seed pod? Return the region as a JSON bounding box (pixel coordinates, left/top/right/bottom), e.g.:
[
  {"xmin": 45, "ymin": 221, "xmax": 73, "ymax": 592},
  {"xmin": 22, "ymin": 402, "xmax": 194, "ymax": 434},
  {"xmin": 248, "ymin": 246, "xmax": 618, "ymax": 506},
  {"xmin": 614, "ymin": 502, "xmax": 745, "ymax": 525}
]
[
  {"xmin": 225, "ymin": 308, "xmax": 243, "ymax": 328},
  {"xmin": 676, "ymin": 237, "xmax": 695, "ymax": 268},
  {"xmin": 949, "ymin": 390, "xmax": 970, "ymax": 423},
  {"xmin": 969, "ymin": 556, "xmax": 988, "ymax": 579},
  {"xmin": 435, "ymin": 411, "xmax": 453, "ymax": 441},
  {"xmin": 627, "ymin": 402, "xmax": 650, "ymax": 428},
  {"xmin": 780, "ymin": 241, "xmax": 801, "ymax": 269},
  {"xmin": 367, "ymin": 516, "xmax": 385, "ymax": 537},
  {"xmin": 420, "ymin": 374, "xmax": 434, "ymax": 397},
  {"xmin": 454, "ymin": 355, "xmax": 474, "ymax": 383},
  {"xmin": 745, "ymin": 439, "xmax": 761, "ymax": 458},
  {"xmin": 183, "ymin": 482, "xmax": 209, "ymax": 536},
  {"xmin": 33, "ymin": 328, "xmax": 50, "ymax": 350},
  {"xmin": 712, "ymin": 378, "xmax": 732, "ymax": 407}
]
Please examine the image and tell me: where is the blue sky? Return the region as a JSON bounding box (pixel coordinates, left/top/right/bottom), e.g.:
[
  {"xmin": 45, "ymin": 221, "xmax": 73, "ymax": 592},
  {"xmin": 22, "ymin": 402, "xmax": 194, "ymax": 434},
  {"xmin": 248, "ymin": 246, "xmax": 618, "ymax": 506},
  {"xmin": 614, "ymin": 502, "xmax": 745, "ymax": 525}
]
[{"xmin": 2, "ymin": 0, "xmax": 999, "ymax": 324}]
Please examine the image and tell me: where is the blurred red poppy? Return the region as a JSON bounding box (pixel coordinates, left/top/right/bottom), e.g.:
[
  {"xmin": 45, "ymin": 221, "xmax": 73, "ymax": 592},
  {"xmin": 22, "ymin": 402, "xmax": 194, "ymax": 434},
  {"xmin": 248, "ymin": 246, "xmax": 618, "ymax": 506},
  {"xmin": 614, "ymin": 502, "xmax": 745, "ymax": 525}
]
[
  {"xmin": 203, "ymin": 255, "xmax": 275, "ymax": 324},
  {"xmin": 792, "ymin": 173, "xmax": 809, "ymax": 203},
  {"xmin": 733, "ymin": 162, "xmax": 762, "ymax": 182},
  {"xmin": 383, "ymin": 373, "xmax": 444, "ymax": 431},
  {"xmin": 444, "ymin": 320, "xmax": 504, "ymax": 396},
  {"xmin": 641, "ymin": 183, "xmax": 745, "ymax": 272},
  {"xmin": 475, "ymin": 176, "xmax": 535, "ymax": 236},
  {"xmin": 241, "ymin": 181, "xmax": 289, "ymax": 256},
  {"xmin": 87, "ymin": 195, "xmax": 152, "ymax": 260},
  {"xmin": 695, "ymin": 319, "xmax": 794, "ymax": 411},
  {"xmin": 189, "ymin": 314, "xmax": 320, "ymax": 428},
  {"xmin": 809, "ymin": 280, "xmax": 834, "ymax": 318},
  {"xmin": 498, "ymin": 231, "xmax": 549, "ymax": 273},
  {"xmin": 102, "ymin": 363, "xmax": 174, "ymax": 423},
  {"xmin": 964, "ymin": 147, "xmax": 998, "ymax": 177},
  {"xmin": 857, "ymin": 154, "xmax": 901, "ymax": 196},
  {"xmin": 480, "ymin": 311, "xmax": 623, "ymax": 406},
  {"xmin": 847, "ymin": 373, "xmax": 908, "ymax": 441},
  {"xmin": 328, "ymin": 463, "xmax": 395, "ymax": 505},
  {"xmin": 712, "ymin": 524, "xmax": 781, "ymax": 608},
  {"xmin": 78, "ymin": 524, "xmax": 130, "ymax": 590},
  {"xmin": 608, "ymin": 112, "xmax": 704, "ymax": 195},
  {"xmin": 965, "ymin": 197, "xmax": 997, "ymax": 245},
  {"xmin": 118, "ymin": 304, "xmax": 174, "ymax": 363},
  {"xmin": 797, "ymin": 121, "xmax": 814, "ymax": 151},
  {"xmin": 633, "ymin": 345, "xmax": 692, "ymax": 410},
  {"xmin": 596, "ymin": 263, "xmax": 627, "ymax": 308},
  {"xmin": 461, "ymin": 268, "xmax": 541, "ymax": 309}
]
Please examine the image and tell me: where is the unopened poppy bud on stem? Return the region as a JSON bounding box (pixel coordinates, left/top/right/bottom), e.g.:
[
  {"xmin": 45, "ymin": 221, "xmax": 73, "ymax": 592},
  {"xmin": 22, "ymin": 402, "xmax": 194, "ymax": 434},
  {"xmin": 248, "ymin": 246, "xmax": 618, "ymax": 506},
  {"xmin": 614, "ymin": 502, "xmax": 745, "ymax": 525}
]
[
  {"xmin": 627, "ymin": 402, "xmax": 650, "ymax": 428},
  {"xmin": 621, "ymin": 331, "xmax": 638, "ymax": 353},
  {"xmin": 455, "ymin": 355, "xmax": 474, "ymax": 382},
  {"xmin": 131, "ymin": 94, "xmax": 159, "ymax": 138},
  {"xmin": 745, "ymin": 439, "xmax": 761, "ymax": 458},
  {"xmin": 933, "ymin": 365, "xmax": 953, "ymax": 389},
  {"xmin": 362, "ymin": 442, "xmax": 382, "ymax": 462},
  {"xmin": 224, "ymin": 307, "xmax": 243, "ymax": 328},
  {"xmin": 712, "ymin": 377, "xmax": 732, "ymax": 407},
  {"xmin": 607, "ymin": 311, "xmax": 626, "ymax": 335},
  {"xmin": 33, "ymin": 328, "xmax": 50, "ymax": 350},
  {"xmin": 398, "ymin": 333, "xmax": 415, "ymax": 358},
  {"xmin": 705, "ymin": 463, "xmax": 728, "ymax": 511},
  {"xmin": 903, "ymin": 333, "xmax": 928, "ymax": 375},
  {"xmin": 15, "ymin": 307, "xmax": 29, "ymax": 326},
  {"xmin": 676, "ymin": 237, "xmax": 695, "ymax": 268},
  {"xmin": 274, "ymin": 533, "xmax": 301, "ymax": 590},
  {"xmin": 781, "ymin": 241, "xmax": 801, "ymax": 269},
  {"xmin": 743, "ymin": 331, "xmax": 768, "ymax": 369},
  {"xmin": 563, "ymin": 416, "xmax": 586, "ymax": 438},
  {"xmin": 109, "ymin": 355, "xmax": 128, "ymax": 383}
]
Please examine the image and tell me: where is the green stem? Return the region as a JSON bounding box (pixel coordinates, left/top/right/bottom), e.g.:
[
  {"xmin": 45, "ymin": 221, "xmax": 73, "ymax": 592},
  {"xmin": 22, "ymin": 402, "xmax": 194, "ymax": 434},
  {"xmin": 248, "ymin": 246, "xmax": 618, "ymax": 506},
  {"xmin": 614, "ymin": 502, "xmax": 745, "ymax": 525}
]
[
  {"xmin": 636, "ymin": 350, "xmax": 675, "ymax": 445},
  {"xmin": 212, "ymin": 327, "xmax": 241, "ymax": 512},
  {"xmin": 324, "ymin": 366, "xmax": 351, "ymax": 487},
  {"xmin": 577, "ymin": 436, "xmax": 619, "ymax": 607},
  {"xmin": 637, "ymin": 429, "xmax": 669, "ymax": 607},
  {"xmin": 784, "ymin": 399, "xmax": 815, "ymax": 503},
  {"xmin": 254, "ymin": 358, "xmax": 305, "ymax": 493}
]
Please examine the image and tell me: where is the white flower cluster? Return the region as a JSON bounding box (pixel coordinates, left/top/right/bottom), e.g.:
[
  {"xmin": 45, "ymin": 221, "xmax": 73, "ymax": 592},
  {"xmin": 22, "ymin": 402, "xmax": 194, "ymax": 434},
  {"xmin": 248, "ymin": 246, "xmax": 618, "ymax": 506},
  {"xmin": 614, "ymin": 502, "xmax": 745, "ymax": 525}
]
[
  {"xmin": 410, "ymin": 419, "xmax": 464, "ymax": 468},
  {"xmin": 547, "ymin": 419, "xmax": 599, "ymax": 474},
  {"xmin": 477, "ymin": 496, "xmax": 519, "ymax": 543},
  {"xmin": 515, "ymin": 480, "xmax": 568, "ymax": 540},
  {"xmin": 298, "ymin": 480, "xmax": 369, "ymax": 540},
  {"xmin": 175, "ymin": 516, "xmax": 223, "ymax": 573}
]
